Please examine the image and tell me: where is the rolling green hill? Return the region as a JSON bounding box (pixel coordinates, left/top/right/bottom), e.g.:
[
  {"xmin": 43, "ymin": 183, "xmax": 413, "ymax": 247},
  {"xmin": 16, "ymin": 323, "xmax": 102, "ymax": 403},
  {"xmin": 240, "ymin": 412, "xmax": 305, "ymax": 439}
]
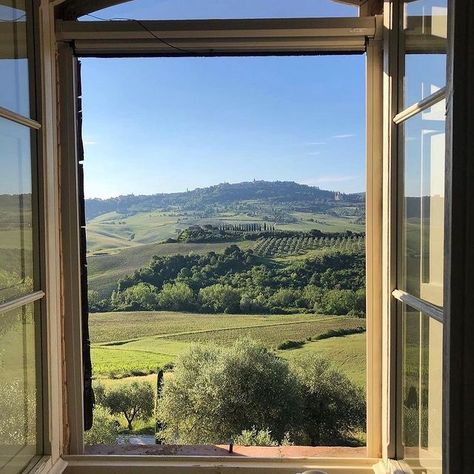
[
  {"xmin": 85, "ymin": 180, "xmax": 364, "ymax": 221},
  {"xmin": 85, "ymin": 181, "xmax": 366, "ymax": 297}
]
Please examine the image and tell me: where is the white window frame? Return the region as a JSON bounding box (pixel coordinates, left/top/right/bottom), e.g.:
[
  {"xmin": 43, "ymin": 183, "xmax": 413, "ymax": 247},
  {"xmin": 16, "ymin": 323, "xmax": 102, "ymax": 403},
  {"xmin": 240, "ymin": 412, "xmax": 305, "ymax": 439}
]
[{"xmin": 54, "ymin": 11, "xmax": 387, "ymax": 474}]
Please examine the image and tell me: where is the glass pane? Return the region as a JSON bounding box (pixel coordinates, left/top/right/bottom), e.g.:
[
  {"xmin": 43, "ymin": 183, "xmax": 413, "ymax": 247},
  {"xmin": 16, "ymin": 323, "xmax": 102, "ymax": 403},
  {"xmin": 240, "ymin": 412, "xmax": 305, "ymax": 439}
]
[
  {"xmin": 80, "ymin": 0, "xmax": 358, "ymax": 21},
  {"xmin": 402, "ymin": 0, "xmax": 447, "ymax": 107},
  {"xmin": 0, "ymin": 1, "xmax": 30, "ymax": 117},
  {"xmin": 0, "ymin": 117, "xmax": 34, "ymax": 304},
  {"xmin": 0, "ymin": 303, "xmax": 41, "ymax": 473},
  {"xmin": 399, "ymin": 100, "xmax": 445, "ymax": 307},
  {"xmin": 401, "ymin": 304, "xmax": 442, "ymax": 471}
]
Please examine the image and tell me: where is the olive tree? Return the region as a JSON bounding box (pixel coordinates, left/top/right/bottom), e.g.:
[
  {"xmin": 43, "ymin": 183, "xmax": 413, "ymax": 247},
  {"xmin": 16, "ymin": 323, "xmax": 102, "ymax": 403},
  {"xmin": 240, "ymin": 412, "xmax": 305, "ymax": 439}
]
[
  {"xmin": 84, "ymin": 405, "xmax": 119, "ymax": 445},
  {"xmin": 290, "ymin": 354, "xmax": 366, "ymax": 445},
  {"xmin": 157, "ymin": 339, "xmax": 300, "ymax": 444},
  {"xmin": 99, "ymin": 381, "xmax": 154, "ymax": 431}
]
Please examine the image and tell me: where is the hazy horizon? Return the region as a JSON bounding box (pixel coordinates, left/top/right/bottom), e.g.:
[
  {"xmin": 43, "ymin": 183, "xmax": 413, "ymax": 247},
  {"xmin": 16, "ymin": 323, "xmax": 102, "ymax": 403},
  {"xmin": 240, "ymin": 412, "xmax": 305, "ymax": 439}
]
[{"xmin": 83, "ymin": 179, "xmax": 365, "ymax": 201}]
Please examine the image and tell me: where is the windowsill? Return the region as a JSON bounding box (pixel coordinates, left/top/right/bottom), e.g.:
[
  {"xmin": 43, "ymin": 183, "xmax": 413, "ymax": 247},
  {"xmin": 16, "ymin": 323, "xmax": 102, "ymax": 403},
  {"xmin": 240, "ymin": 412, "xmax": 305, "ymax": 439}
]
[
  {"xmin": 63, "ymin": 452, "xmax": 382, "ymax": 474},
  {"xmin": 84, "ymin": 444, "xmax": 367, "ymax": 458}
]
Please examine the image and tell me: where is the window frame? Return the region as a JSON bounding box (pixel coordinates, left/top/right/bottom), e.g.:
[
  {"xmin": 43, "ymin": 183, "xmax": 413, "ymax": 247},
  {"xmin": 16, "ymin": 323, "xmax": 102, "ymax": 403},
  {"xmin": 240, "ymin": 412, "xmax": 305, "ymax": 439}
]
[
  {"xmin": 55, "ymin": 10, "xmax": 385, "ymax": 472},
  {"xmin": 0, "ymin": 0, "xmax": 48, "ymax": 471},
  {"xmin": 385, "ymin": 0, "xmax": 447, "ymax": 469}
]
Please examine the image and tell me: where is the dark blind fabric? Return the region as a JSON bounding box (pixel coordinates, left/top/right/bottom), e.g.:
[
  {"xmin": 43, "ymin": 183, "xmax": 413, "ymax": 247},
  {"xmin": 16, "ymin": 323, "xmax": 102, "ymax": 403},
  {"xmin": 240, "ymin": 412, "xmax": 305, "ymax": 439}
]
[{"xmin": 76, "ymin": 59, "xmax": 94, "ymax": 431}]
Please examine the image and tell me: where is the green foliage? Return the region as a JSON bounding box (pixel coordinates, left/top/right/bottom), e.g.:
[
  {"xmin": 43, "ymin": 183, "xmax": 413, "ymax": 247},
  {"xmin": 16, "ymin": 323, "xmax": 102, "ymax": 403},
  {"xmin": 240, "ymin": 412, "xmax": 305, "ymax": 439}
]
[
  {"xmin": 290, "ymin": 354, "xmax": 366, "ymax": 445},
  {"xmin": 269, "ymin": 288, "xmax": 302, "ymax": 309},
  {"xmin": 157, "ymin": 339, "xmax": 300, "ymax": 444},
  {"xmin": 98, "ymin": 381, "xmax": 154, "ymax": 430},
  {"xmin": 113, "ymin": 283, "xmax": 158, "ymax": 311},
  {"xmin": 84, "ymin": 405, "xmax": 119, "ymax": 445},
  {"xmin": 157, "ymin": 282, "xmax": 195, "ymax": 311},
  {"xmin": 199, "ymin": 284, "xmax": 241, "ymax": 313},
  {"xmin": 314, "ymin": 326, "xmax": 366, "ymax": 341},
  {"xmin": 314, "ymin": 289, "xmax": 366, "ymax": 316},
  {"xmin": 104, "ymin": 245, "xmax": 365, "ymax": 316},
  {"xmin": 277, "ymin": 340, "xmax": 305, "ymax": 350},
  {"xmin": 233, "ymin": 427, "xmax": 278, "ymax": 446}
]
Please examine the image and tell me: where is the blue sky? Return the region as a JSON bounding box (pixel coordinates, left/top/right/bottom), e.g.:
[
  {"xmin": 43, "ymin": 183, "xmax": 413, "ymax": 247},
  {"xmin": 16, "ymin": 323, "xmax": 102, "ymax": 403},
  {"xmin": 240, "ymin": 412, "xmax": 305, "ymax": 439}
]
[
  {"xmin": 84, "ymin": 0, "xmax": 357, "ymax": 20},
  {"xmin": 81, "ymin": 1, "xmax": 365, "ymax": 199}
]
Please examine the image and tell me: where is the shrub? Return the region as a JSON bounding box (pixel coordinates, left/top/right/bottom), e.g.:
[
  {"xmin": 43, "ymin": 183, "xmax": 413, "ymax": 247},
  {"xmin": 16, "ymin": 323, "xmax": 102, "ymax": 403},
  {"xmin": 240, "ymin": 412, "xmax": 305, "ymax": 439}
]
[
  {"xmin": 314, "ymin": 327, "xmax": 366, "ymax": 341},
  {"xmin": 84, "ymin": 405, "xmax": 119, "ymax": 445},
  {"xmin": 277, "ymin": 340, "xmax": 305, "ymax": 350},
  {"xmin": 157, "ymin": 338, "xmax": 300, "ymax": 444},
  {"xmin": 233, "ymin": 427, "xmax": 278, "ymax": 446}
]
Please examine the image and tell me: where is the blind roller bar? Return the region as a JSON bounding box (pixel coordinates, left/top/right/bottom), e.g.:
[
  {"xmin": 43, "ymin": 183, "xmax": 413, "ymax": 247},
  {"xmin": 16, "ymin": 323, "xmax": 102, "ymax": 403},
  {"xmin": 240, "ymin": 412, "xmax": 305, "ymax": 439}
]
[{"xmin": 56, "ymin": 17, "xmax": 376, "ymax": 56}]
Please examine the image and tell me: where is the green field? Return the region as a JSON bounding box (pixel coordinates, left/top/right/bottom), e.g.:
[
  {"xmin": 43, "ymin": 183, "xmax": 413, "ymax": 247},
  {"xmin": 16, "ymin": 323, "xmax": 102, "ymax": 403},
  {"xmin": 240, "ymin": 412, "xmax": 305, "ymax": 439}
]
[{"xmin": 90, "ymin": 311, "xmax": 366, "ymax": 388}]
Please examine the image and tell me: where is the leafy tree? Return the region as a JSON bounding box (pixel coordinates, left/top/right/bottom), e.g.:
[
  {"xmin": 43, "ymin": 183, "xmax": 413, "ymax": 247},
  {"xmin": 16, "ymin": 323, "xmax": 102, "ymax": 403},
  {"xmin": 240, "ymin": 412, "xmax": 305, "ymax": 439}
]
[
  {"xmin": 84, "ymin": 406, "xmax": 119, "ymax": 445},
  {"xmin": 99, "ymin": 381, "xmax": 154, "ymax": 430},
  {"xmin": 269, "ymin": 288, "xmax": 301, "ymax": 308},
  {"xmin": 315, "ymin": 289, "xmax": 355, "ymax": 315},
  {"xmin": 119, "ymin": 283, "xmax": 158, "ymax": 311},
  {"xmin": 88, "ymin": 289, "xmax": 111, "ymax": 312},
  {"xmin": 290, "ymin": 354, "xmax": 366, "ymax": 445},
  {"xmin": 302, "ymin": 285, "xmax": 323, "ymax": 309},
  {"xmin": 157, "ymin": 339, "xmax": 300, "ymax": 444},
  {"xmin": 199, "ymin": 284, "xmax": 241, "ymax": 313},
  {"xmin": 313, "ymin": 288, "xmax": 366, "ymax": 316},
  {"xmin": 158, "ymin": 282, "xmax": 195, "ymax": 311},
  {"xmin": 352, "ymin": 288, "xmax": 366, "ymax": 316}
]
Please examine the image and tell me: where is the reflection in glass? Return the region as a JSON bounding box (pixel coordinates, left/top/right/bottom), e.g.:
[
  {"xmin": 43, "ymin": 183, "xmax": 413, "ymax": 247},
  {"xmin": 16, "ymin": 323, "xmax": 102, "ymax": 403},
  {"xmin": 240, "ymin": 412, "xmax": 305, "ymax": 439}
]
[
  {"xmin": 0, "ymin": 117, "xmax": 34, "ymax": 304},
  {"xmin": 401, "ymin": 305, "xmax": 442, "ymax": 470},
  {"xmin": 402, "ymin": 0, "xmax": 447, "ymax": 107},
  {"xmin": 0, "ymin": 303, "xmax": 40, "ymax": 472},
  {"xmin": 79, "ymin": 0, "xmax": 357, "ymax": 21},
  {"xmin": 0, "ymin": 0, "xmax": 30, "ymax": 116},
  {"xmin": 399, "ymin": 100, "xmax": 445, "ymax": 307}
]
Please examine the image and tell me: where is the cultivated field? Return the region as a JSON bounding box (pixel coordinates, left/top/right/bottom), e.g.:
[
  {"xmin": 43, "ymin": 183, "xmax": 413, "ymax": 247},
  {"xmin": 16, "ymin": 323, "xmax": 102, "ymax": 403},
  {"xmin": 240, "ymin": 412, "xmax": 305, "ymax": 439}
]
[
  {"xmin": 90, "ymin": 311, "xmax": 366, "ymax": 388},
  {"xmin": 86, "ymin": 209, "xmax": 364, "ymax": 256}
]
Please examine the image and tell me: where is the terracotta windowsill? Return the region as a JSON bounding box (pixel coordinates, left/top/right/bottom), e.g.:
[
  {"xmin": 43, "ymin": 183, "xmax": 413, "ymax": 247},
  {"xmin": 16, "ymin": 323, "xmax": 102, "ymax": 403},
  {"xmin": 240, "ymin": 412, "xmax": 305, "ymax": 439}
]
[{"xmin": 85, "ymin": 444, "xmax": 367, "ymax": 458}]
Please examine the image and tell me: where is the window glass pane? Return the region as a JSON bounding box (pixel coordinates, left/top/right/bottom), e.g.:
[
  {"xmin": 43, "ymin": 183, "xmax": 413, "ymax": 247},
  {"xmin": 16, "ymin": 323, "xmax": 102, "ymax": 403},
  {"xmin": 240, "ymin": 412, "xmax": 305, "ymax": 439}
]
[
  {"xmin": 80, "ymin": 0, "xmax": 358, "ymax": 21},
  {"xmin": 0, "ymin": 1, "xmax": 30, "ymax": 117},
  {"xmin": 0, "ymin": 117, "xmax": 34, "ymax": 304},
  {"xmin": 399, "ymin": 100, "xmax": 445, "ymax": 307},
  {"xmin": 402, "ymin": 0, "xmax": 447, "ymax": 107},
  {"xmin": 0, "ymin": 303, "xmax": 41, "ymax": 473},
  {"xmin": 401, "ymin": 304, "xmax": 442, "ymax": 471}
]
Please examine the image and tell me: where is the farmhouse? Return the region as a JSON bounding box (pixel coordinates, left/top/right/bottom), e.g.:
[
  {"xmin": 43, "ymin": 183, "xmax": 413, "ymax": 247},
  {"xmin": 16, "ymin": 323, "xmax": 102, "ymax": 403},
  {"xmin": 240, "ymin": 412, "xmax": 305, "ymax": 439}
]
[{"xmin": 0, "ymin": 0, "xmax": 473, "ymax": 473}]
